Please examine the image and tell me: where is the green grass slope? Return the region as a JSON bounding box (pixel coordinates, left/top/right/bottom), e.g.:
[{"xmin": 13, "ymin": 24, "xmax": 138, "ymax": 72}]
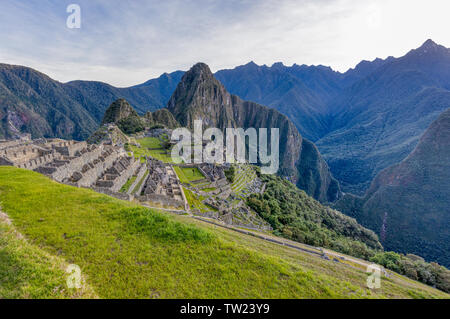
[
  {"xmin": 0, "ymin": 213, "xmax": 97, "ymax": 298},
  {"xmin": 0, "ymin": 167, "xmax": 448, "ymax": 299}
]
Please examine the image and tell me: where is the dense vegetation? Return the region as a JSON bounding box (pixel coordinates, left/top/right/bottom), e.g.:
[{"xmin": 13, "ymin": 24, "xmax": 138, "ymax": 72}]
[
  {"xmin": 224, "ymin": 165, "xmax": 236, "ymax": 182},
  {"xmin": 370, "ymin": 252, "xmax": 450, "ymax": 293},
  {"xmin": 1, "ymin": 167, "xmax": 447, "ymax": 298},
  {"xmin": 247, "ymin": 171, "xmax": 382, "ymax": 260},
  {"xmin": 117, "ymin": 116, "xmax": 145, "ymax": 134},
  {"xmin": 247, "ymin": 170, "xmax": 450, "ymax": 293}
]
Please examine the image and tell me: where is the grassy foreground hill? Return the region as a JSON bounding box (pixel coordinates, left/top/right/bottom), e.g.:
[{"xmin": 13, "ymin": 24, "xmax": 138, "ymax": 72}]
[{"xmin": 0, "ymin": 167, "xmax": 448, "ymax": 299}]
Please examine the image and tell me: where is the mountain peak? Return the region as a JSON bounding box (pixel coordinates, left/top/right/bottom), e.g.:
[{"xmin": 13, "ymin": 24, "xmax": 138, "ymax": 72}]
[
  {"xmin": 189, "ymin": 62, "xmax": 213, "ymax": 75},
  {"xmin": 421, "ymin": 39, "xmax": 438, "ymax": 49},
  {"xmin": 408, "ymin": 39, "xmax": 449, "ymax": 57},
  {"xmin": 167, "ymin": 62, "xmax": 232, "ymax": 128}
]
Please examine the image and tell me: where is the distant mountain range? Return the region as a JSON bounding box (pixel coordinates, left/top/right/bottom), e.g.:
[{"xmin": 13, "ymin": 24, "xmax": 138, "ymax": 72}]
[{"xmin": 217, "ymin": 40, "xmax": 450, "ymax": 195}]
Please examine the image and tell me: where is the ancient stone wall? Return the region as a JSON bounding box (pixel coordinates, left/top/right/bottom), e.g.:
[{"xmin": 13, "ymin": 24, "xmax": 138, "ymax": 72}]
[
  {"xmin": 50, "ymin": 146, "xmax": 103, "ymax": 182},
  {"xmin": 77, "ymin": 150, "xmax": 120, "ymax": 187},
  {"xmin": 137, "ymin": 194, "xmax": 184, "ymax": 208},
  {"xmin": 0, "ymin": 139, "xmax": 31, "ymax": 152},
  {"xmin": 127, "ymin": 164, "xmax": 147, "ymax": 195},
  {"xmin": 54, "ymin": 141, "xmax": 87, "ymax": 156},
  {"xmin": 109, "ymin": 159, "xmax": 140, "ymax": 192},
  {"xmin": 0, "ymin": 157, "xmax": 13, "ymax": 166},
  {"xmin": 133, "ymin": 171, "xmax": 149, "ymax": 196},
  {"xmin": 91, "ymin": 186, "xmax": 133, "ymax": 201}
]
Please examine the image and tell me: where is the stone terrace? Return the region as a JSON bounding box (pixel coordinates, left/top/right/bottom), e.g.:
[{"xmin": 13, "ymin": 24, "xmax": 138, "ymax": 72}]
[{"xmin": 1, "ymin": 137, "xmax": 191, "ymax": 211}]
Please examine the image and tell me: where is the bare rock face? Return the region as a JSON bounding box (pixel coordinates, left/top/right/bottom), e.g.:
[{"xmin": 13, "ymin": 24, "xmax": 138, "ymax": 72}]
[
  {"xmin": 335, "ymin": 108, "xmax": 450, "ymax": 267},
  {"xmin": 167, "ymin": 63, "xmax": 236, "ymax": 129},
  {"xmin": 167, "ymin": 63, "xmax": 341, "ymax": 202}
]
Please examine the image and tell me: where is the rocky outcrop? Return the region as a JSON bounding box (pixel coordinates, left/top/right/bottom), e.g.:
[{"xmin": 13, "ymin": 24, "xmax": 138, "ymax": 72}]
[
  {"xmin": 144, "ymin": 108, "xmax": 179, "ymax": 129},
  {"xmin": 101, "ymin": 99, "xmax": 139, "ymax": 125},
  {"xmin": 167, "ymin": 63, "xmax": 340, "ymax": 202}
]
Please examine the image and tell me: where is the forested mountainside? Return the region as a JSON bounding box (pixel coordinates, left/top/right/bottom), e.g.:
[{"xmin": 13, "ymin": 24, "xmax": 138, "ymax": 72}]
[
  {"xmin": 316, "ymin": 39, "xmax": 450, "ymax": 194},
  {"xmin": 335, "ymin": 108, "xmax": 450, "ymax": 267},
  {"xmin": 0, "ymin": 64, "xmax": 182, "ymax": 140}
]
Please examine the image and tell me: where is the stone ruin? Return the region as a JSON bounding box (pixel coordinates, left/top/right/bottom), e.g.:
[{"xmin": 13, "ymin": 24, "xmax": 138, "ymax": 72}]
[
  {"xmin": 137, "ymin": 158, "xmax": 188, "ymax": 210},
  {"xmin": 198, "ymin": 163, "xmax": 226, "ymax": 182},
  {"xmin": 0, "ymin": 138, "xmax": 144, "ymax": 199}
]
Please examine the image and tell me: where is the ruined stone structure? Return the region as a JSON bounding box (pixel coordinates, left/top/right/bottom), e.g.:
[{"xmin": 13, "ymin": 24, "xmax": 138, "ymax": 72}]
[
  {"xmin": 0, "ymin": 139, "xmax": 57, "ymax": 169},
  {"xmin": 137, "ymin": 158, "xmax": 187, "ymax": 209},
  {"xmin": 1, "ymin": 137, "xmax": 190, "ymax": 210},
  {"xmin": 95, "ymin": 156, "xmax": 140, "ymax": 192},
  {"xmin": 198, "ymin": 163, "xmax": 226, "ymax": 182},
  {"xmin": 1, "ymin": 138, "xmax": 133, "ymax": 193}
]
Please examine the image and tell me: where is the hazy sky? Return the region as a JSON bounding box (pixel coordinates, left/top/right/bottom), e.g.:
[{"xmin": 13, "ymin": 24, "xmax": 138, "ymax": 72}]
[{"xmin": 1, "ymin": 0, "xmax": 449, "ymax": 86}]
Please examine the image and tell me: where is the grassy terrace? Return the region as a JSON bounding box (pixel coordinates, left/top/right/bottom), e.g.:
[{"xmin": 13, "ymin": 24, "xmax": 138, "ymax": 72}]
[
  {"xmin": 136, "ymin": 137, "xmax": 163, "ymax": 149},
  {"xmin": 231, "ymin": 165, "xmax": 257, "ymax": 194},
  {"xmin": 127, "ymin": 138, "xmax": 179, "ymax": 164},
  {"xmin": 0, "ymin": 167, "xmax": 448, "ymax": 299},
  {"xmin": 182, "ymin": 187, "xmax": 212, "ymax": 213},
  {"xmin": 173, "ymin": 166, "xmax": 205, "ymax": 184},
  {"xmin": 119, "ymin": 176, "xmax": 137, "ymax": 193}
]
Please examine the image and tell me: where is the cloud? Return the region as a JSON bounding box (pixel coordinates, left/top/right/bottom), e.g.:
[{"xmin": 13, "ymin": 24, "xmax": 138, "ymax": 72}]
[{"xmin": 0, "ymin": 0, "xmax": 449, "ymax": 86}]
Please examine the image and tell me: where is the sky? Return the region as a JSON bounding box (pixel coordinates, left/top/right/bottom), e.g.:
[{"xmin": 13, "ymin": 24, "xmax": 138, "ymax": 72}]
[{"xmin": 0, "ymin": 0, "xmax": 449, "ymax": 87}]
